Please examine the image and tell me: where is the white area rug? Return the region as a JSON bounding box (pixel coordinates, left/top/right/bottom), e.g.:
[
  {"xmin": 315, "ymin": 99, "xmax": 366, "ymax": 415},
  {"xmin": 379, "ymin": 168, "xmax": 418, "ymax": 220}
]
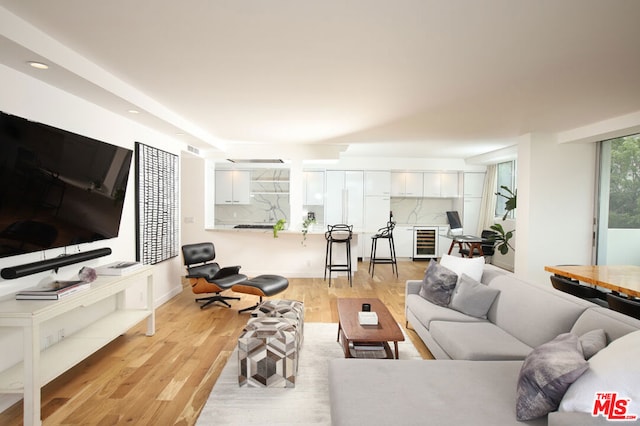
[{"xmin": 196, "ymin": 322, "xmax": 422, "ymax": 425}]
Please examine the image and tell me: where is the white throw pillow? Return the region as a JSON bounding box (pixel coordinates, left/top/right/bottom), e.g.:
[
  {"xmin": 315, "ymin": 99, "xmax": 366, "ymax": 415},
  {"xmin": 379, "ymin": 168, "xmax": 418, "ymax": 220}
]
[
  {"xmin": 559, "ymin": 330, "xmax": 640, "ymax": 417},
  {"xmin": 439, "ymin": 254, "xmax": 485, "ymax": 283}
]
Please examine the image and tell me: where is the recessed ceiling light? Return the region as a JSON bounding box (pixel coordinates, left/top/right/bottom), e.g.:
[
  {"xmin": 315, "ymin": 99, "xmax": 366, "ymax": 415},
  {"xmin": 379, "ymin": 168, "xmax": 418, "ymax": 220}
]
[
  {"xmin": 28, "ymin": 61, "xmax": 49, "ymax": 70},
  {"xmin": 128, "ymin": 109, "xmax": 140, "ymax": 114}
]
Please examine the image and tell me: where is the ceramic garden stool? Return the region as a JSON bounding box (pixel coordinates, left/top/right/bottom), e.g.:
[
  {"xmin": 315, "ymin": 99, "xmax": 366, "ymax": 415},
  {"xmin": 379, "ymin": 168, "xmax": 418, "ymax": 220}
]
[{"xmin": 238, "ymin": 316, "xmax": 299, "ymax": 388}]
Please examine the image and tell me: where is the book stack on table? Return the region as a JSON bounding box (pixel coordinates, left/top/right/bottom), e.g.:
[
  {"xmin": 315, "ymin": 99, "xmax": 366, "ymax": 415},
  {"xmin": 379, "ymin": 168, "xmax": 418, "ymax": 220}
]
[{"xmin": 16, "ymin": 280, "xmax": 91, "ymax": 300}]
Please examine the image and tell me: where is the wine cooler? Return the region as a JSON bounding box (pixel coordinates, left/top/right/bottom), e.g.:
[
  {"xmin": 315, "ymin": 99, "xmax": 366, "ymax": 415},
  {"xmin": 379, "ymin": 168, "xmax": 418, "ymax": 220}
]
[{"xmin": 413, "ymin": 226, "xmax": 438, "ymax": 259}]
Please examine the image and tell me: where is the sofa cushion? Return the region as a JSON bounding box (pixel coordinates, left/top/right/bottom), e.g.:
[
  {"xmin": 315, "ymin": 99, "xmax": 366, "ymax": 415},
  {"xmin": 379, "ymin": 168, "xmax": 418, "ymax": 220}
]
[
  {"xmin": 406, "ymin": 293, "xmax": 486, "ymax": 329},
  {"xmin": 418, "ymin": 259, "xmax": 458, "ymax": 306},
  {"xmin": 570, "ymin": 306, "xmax": 640, "ymax": 343},
  {"xmin": 559, "ymin": 329, "xmax": 640, "ymax": 418},
  {"xmin": 578, "ymin": 329, "xmax": 606, "ymax": 360},
  {"xmin": 329, "ymin": 359, "xmax": 547, "ymax": 426},
  {"xmin": 430, "ymin": 321, "xmax": 533, "ymax": 360},
  {"xmin": 516, "ymin": 333, "xmax": 588, "ymax": 421},
  {"xmin": 439, "ymin": 254, "xmax": 485, "ymax": 282},
  {"xmin": 480, "ymin": 263, "xmax": 512, "ymax": 285},
  {"xmin": 487, "ymin": 276, "xmax": 589, "ymax": 348},
  {"xmin": 449, "ymin": 274, "xmax": 500, "ymax": 319}
]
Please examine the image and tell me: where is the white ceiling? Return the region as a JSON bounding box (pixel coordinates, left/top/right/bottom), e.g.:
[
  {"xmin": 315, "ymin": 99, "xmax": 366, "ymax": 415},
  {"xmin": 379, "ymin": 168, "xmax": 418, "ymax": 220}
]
[{"xmin": 1, "ymin": 0, "xmax": 640, "ymax": 160}]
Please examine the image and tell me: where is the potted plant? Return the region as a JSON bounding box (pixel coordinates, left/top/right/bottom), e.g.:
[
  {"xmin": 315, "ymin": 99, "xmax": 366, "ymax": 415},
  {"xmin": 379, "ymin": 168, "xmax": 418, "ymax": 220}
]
[
  {"xmin": 488, "ymin": 223, "xmax": 515, "ymax": 255},
  {"xmin": 496, "ymin": 185, "xmax": 517, "ymax": 220},
  {"xmin": 489, "ymin": 185, "xmax": 516, "ymax": 254},
  {"xmin": 301, "ymin": 217, "xmax": 316, "ymax": 245},
  {"xmin": 272, "ymin": 219, "xmax": 286, "ymax": 238}
]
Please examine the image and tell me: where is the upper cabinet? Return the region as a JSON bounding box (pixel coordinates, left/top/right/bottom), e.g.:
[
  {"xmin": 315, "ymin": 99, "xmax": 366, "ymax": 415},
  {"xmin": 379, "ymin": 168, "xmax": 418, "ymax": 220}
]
[
  {"xmin": 364, "ymin": 171, "xmax": 391, "ymax": 196},
  {"xmin": 422, "ymin": 172, "xmax": 460, "ymax": 198},
  {"xmin": 440, "ymin": 172, "xmax": 460, "ymax": 197},
  {"xmin": 325, "ymin": 170, "xmax": 364, "ymax": 228},
  {"xmin": 463, "ymin": 172, "xmax": 485, "ymax": 198},
  {"xmin": 215, "ymin": 170, "xmax": 251, "ymax": 204},
  {"xmin": 303, "ymin": 171, "xmax": 324, "ymax": 205},
  {"xmin": 391, "ymin": 172, "xmax": 423, "ymax": 197}
]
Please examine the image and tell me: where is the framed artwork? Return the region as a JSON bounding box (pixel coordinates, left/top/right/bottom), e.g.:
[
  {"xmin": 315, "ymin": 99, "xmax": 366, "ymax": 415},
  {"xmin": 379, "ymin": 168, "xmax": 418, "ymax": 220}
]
[{"xmin": 135, "ymin": 142, "xmax": 179, "ymax": 264}]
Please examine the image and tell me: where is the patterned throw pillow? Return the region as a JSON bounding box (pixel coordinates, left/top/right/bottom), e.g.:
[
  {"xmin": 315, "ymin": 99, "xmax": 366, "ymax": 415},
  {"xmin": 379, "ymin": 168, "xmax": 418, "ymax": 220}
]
[
  {"xmin": 516, "ymin": 333, "xmax": 588, "ymax": 420},
  {"xmin": 418, "ymin": 259, "xmax": 458, "ymax": 306}
]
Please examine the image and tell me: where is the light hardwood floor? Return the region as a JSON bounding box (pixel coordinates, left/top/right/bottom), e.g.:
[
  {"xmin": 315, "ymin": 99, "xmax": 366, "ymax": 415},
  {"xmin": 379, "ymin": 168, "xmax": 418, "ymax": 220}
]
[{"xmin": 0, "ymin": 260, "xmax": 433, "ymax": 425}]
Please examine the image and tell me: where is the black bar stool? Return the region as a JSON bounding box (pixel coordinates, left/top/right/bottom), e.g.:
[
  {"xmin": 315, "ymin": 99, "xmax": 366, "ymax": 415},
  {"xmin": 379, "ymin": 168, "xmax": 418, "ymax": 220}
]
[
  {"xmin": 324, "ymin": 224, "xmax": 353, "ymax": 287},
  {"xmin": 369, "ymin": 221, "xmax": 398, "ymax": 277}
]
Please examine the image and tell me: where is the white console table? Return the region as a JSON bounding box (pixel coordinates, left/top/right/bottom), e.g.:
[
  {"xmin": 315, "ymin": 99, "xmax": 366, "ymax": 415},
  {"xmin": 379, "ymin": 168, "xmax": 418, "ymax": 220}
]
[{"xmin": 0, "ymin": 266, "xmax": 155, "ymax": 426}]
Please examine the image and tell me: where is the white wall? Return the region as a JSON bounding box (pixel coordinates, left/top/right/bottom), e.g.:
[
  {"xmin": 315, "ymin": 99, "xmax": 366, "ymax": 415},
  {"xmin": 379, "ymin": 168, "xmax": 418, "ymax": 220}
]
[
  {"xmin": 0, "ymin": 65, "xmax": 184, "ymax": 411},
  {"xmin": 514, "ymin": 133, "xmax": 596, "ymax": 285}
]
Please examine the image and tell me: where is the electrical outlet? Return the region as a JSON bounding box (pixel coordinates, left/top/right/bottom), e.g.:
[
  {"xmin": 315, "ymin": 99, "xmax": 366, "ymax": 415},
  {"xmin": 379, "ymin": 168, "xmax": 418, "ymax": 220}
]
[
  {"xmin": 58, "ymin": 328, "xmax": 65, "ymax": 341},
  {"xmin": 45, "ymin": 335, "xmax": 54, "ymax": 348}
]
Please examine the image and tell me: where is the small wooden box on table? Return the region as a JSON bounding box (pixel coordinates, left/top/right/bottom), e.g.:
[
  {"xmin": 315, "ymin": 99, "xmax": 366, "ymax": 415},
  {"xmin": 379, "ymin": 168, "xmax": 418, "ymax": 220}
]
[{"xmin": 336, "ymin": 298, "xmax": 404, "ymax": 359}]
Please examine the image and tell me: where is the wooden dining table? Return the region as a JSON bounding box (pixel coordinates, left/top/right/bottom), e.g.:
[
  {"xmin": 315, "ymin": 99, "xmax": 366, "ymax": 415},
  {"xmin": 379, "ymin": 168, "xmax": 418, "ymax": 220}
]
[{"xmin": 544, "ymin": 265, "xmax": 640, "ymax": 298}]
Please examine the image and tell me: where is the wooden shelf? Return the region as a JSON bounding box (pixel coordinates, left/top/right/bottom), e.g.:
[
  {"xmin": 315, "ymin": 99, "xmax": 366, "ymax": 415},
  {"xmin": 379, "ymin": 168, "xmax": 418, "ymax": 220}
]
[{"xmin": 0, "ymin": 309, "xmax": 151, "ymax": 393}]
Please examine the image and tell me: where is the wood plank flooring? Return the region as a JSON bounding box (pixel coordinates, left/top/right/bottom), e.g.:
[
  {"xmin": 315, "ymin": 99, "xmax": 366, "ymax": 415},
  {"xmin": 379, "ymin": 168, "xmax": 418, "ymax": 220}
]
[{"xmin": 0, "ymin": 260, "xmax": 432, "ymax": 425}]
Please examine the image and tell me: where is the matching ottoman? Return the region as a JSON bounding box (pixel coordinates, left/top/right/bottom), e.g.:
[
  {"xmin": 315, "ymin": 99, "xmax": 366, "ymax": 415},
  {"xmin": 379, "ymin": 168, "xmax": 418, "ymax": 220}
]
[{"xmin": 238, "ymin": 300, "xmax": 304, "ymax": 388}]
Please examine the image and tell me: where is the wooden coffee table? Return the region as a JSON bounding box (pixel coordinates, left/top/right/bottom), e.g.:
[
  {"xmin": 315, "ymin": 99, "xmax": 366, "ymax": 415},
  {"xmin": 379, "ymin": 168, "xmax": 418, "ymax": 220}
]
[{"xmin": 336, "ymin": 298, "xmax": 405, "ymax": 359}]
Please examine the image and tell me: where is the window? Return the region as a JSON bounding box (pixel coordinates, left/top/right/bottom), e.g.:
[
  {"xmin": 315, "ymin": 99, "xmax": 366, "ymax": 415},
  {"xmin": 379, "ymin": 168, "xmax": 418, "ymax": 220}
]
[
  {"xmin": 607, "ymin": 135, "xmax": 640, "ymax": 228},
  {"xmin": 596, "ymin": 133, "xmax": 640, "ymax": 265},
  {"xmin": 495, "ymin": 160, "xmax": 516, "ymax": 219}
]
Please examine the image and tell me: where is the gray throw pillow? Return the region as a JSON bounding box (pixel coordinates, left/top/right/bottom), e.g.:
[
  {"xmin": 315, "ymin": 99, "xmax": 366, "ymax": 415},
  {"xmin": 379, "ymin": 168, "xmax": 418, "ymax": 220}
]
[
  {"xmin": 516, "ymin": 333, "xmax": 589, "ymax": 421},
  {"xmin": 578, "ymin": 329, "xmax": 606, "ymax": 360},
  {"xmin": 418, "ymin": 260, "xmax": 458, "ymax": 306},
  {"xmin": 448, "ymin": 273, "xmax": 500, "ymax": 319}
]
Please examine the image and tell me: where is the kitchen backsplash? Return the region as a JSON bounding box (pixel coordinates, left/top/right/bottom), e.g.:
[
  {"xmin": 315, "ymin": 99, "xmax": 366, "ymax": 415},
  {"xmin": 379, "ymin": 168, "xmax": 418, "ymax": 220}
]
[
  {"xmin": 390, "ymin": 198, "xmax": 454, "ymax": 225},
  {"xmin": 215, "ymin": 194, "xmax": 290, "ymax": 227},
  {"xmin": 215, "ymin": 196, "xmax": 452, "ymax": 228}
]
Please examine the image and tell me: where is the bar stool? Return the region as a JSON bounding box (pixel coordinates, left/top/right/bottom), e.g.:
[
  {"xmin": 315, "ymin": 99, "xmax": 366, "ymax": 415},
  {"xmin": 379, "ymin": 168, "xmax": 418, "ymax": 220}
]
[
  {"xmin": 324, "ymin": 224, "xmax": 353, "ymax": 287},
  {"xmin": 369, "ymin": 221, "xmax": 398, "ymax": 277}
]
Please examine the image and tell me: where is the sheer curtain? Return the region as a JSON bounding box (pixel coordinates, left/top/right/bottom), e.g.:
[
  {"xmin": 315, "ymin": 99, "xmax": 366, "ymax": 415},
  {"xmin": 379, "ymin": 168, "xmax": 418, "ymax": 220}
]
[{"xmin": 476, "ymin": 165, "xmax": 497, "ymax": 235}]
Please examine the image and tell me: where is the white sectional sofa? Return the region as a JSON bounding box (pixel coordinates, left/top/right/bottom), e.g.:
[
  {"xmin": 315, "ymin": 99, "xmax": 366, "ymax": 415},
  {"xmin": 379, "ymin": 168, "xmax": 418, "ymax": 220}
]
[{"xmin": 329, "ymin": 259, "xmax": 640, "ymax": 425}]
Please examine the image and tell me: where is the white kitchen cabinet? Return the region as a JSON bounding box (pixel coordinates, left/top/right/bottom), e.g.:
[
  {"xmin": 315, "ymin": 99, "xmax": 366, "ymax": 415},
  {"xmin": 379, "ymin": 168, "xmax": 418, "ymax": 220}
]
[
  {"xmin": 303, "ymin": 171, "xmax": 324, "ymax": 205},
  {"xmin": 393, "ymin": 225, "xmax": 415, "ymax": 258},
  {"xmin": 438, "ymin": 226, "xmax": 453, "ymax": 257},
  {"xmin": 325, "ymin": 171, "xmax": 364, "ymax": 229},
  {"xmin": 463, "ymin": 197, "xmax": 482, "ymax": 236},
  {"xmin": 423, "ymin": 172, "xmax": 460, "ymax": 197},
  {"xmin": 462, "ymin": 172, "xmax": 485, "ymax": 236},
  {"xmin": 464, "ymin": 172, "xmax": 485, "ymax": 197},
  {"xmin": 440, "ymin": 172, "xmax": 460, "ymax": 197},
  {"xmin": 364, "ymin": 195, "xmax": 391, "ymax": 232},
  {"xmin": 364, "ymin": 171, "xmax": 391, "ymax": 196},
  {"xmin": 215, "ymin": 170, "xmax": 251, "ymax": 204},
  {"xmin": 422, "ymin": 173, "xmax": 441, "ymax": 197},
  {"xmin": 391, "ymin": 172, "xmax": 423, "ymax": 197}
]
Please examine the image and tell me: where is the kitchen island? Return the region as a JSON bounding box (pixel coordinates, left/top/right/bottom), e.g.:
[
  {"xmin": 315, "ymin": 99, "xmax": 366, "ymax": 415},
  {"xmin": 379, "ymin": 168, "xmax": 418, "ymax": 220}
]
[{"xmin": 205, "ymin": 226, "xmax": 359, "ymax": 279}]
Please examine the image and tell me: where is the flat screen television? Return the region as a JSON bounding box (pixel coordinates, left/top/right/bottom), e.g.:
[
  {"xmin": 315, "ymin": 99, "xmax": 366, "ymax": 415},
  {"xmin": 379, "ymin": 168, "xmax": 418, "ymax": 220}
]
[{"xmin": 0, "ymin": 111, "xmax": 133, "ymax": 259}]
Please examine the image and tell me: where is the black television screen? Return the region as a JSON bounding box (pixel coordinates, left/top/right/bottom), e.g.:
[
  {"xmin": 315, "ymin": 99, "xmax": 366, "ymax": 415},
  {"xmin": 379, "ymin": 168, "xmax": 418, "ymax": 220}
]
[{"xmin": 0, "ymin": 111, "xmax": 133, "ymax": 258}]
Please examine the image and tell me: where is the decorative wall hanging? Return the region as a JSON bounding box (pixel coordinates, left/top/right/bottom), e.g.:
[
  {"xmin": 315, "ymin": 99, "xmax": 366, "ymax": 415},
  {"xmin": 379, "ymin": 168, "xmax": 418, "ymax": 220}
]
[{"xmin": 135, "ymin": 142, "xmax": 179, "ymax": 264}]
